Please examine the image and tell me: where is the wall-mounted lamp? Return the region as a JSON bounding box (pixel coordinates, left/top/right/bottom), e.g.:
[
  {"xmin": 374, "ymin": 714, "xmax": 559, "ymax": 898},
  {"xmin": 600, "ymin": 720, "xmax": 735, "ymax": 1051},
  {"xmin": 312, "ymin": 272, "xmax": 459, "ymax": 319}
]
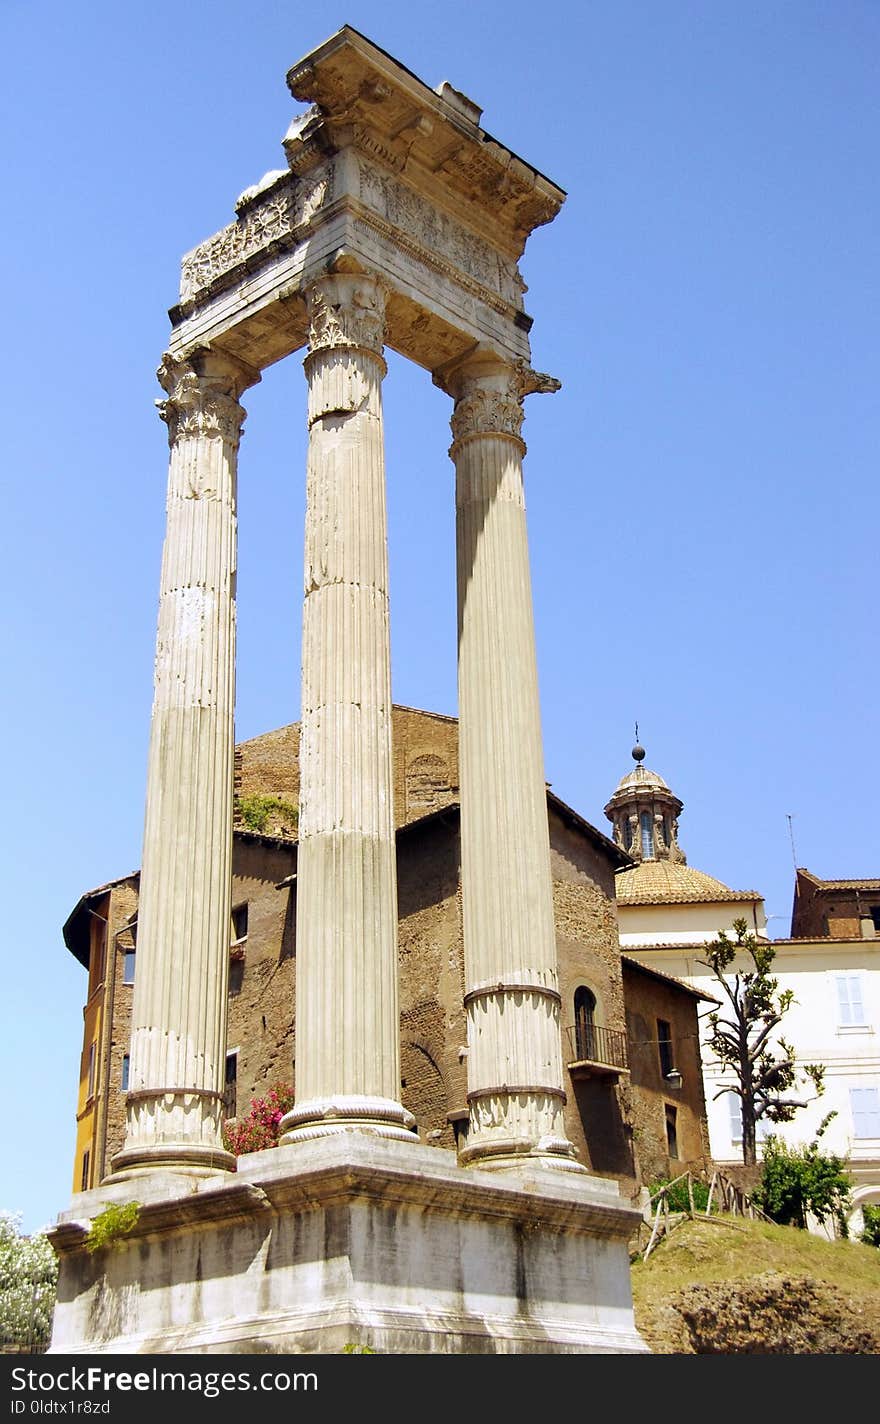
[{"xmin": 664, "ymin": 1070, "xmax": 683, "ymax": 1090}]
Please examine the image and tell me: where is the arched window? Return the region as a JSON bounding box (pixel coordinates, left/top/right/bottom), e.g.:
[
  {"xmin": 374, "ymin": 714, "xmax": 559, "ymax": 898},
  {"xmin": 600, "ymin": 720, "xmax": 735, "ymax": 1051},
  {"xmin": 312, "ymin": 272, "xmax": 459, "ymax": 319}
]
[
  {"xmin": 574, "ymin": 986, "xmax": 597, "ymax": 1061},
  {"xmin": 640, "ymin": 809, "xmax": 654, "ymax": 859}
]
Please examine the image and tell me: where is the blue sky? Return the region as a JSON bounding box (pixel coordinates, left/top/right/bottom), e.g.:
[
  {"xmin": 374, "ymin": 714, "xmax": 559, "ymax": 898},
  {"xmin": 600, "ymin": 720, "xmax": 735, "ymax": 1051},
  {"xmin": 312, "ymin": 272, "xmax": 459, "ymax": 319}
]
[{"xmin": 2, "ymin": 1, "xmax": 877, "ymax": 1232}]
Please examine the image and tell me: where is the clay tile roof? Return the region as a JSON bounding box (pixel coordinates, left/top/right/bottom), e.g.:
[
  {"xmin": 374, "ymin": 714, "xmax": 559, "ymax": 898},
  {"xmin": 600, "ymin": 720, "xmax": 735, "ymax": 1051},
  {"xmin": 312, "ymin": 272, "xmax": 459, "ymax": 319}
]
[
  {"xmin": 615, "ymin": 858, "xmax": 760, "ymax": 906},
  {"xmin": 801, "ymin": 870, "xmax": 880, "ymax": 892}
]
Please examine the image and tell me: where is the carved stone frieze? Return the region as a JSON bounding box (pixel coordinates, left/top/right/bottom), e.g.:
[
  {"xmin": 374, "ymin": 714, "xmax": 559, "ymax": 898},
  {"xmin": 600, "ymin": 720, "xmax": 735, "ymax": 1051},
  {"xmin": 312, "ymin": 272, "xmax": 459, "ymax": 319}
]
[
  {"xmin": 358, "ymin": 158, "xmax": 520, "ymax": 305},
  {"xmin": 157, "ymin": 358, "xmax": 247, "ymax": 450},
  {"xmin": 306, "ymin": 272, "xmax": 386, "ymax": 355},
  {"xmin": 179, "ymin": 166, "xmax": 332, "ymax": 303}
]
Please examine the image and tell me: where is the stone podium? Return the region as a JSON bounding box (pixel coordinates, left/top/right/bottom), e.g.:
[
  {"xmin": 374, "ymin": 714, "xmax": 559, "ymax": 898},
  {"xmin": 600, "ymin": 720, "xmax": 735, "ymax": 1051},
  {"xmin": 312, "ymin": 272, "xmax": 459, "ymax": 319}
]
[{"xmin": 49, "ymin": 27, "xmax": 647, "ymax": 1354}]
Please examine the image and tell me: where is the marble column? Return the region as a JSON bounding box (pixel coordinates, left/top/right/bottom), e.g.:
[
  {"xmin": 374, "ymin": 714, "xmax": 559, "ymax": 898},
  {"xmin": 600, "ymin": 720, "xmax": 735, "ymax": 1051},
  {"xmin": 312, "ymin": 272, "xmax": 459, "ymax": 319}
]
[
  {"xmin": 439, "ymin": 348, "xmax": 582, "ymax": 1172},
  {"xmin": 111, "ymin": 351, "xmax": 254, "ymax": 1178},
  {"xmin": 281, "ymin": 271, "xmax": 414, "ymax": 1145}
]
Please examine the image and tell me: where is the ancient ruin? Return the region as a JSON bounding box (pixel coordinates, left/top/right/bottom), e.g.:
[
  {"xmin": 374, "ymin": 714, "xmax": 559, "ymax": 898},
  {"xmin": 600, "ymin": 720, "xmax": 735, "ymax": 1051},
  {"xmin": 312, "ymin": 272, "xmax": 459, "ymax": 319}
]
[{"xmin": 50, "ymin": 27, "xmax": 647, "ymax": 1353}]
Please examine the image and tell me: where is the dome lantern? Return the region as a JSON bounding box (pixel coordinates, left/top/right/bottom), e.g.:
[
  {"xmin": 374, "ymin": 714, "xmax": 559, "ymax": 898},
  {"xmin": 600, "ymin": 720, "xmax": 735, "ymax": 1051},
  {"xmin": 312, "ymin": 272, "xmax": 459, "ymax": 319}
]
[{"xmin": 604, "ymin": 743, "xmax": 686, "ymax": 865}]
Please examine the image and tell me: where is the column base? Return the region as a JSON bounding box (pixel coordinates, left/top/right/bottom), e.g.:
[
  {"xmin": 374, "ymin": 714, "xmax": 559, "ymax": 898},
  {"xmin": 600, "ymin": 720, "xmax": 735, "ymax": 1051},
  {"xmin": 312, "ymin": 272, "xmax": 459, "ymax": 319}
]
[
  {"xmin": 280, "ymin": 1095, "xmax": 417, "ymax": 1146},
  {"xmin": 460, "ymin": 1135, "xmax": 588, "ymax": 1175},
  {"xmin": 108, "ymin": 1142, "xmax": 237, "ymax": 1179},
  {"xmin": 112, "ymin": 1088, "xmax": 236, "ymax": 1177}
]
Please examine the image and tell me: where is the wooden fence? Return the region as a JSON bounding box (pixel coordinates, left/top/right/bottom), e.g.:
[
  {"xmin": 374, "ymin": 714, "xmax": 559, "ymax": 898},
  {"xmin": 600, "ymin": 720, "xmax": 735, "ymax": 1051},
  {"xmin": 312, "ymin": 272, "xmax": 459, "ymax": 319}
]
[{"xmin": 640, "ymin": 1169, "xmax": 773, "ymax": 1259}]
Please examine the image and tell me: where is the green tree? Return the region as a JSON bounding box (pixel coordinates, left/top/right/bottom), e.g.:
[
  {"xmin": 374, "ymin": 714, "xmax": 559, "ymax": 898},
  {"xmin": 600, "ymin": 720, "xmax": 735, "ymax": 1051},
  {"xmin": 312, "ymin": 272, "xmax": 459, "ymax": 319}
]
[
  {"xmin": 753, "ymin": 1121, "xmax": 852, "ymax": 1232},
  {"xmin": 700, "ymin": 918, "xmax": 825, "ymax": 1165},
  {"xmin": 0, "ymin": 1212, "xmax": 57, "ymax": 1353}
]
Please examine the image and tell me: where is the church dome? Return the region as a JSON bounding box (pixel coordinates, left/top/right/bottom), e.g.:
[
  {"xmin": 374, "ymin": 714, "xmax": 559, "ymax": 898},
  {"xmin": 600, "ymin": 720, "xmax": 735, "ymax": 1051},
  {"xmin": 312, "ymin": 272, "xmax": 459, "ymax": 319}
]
[{"xmin": 615, "ymin": 858, "xmax": 756, "ymax": 905}]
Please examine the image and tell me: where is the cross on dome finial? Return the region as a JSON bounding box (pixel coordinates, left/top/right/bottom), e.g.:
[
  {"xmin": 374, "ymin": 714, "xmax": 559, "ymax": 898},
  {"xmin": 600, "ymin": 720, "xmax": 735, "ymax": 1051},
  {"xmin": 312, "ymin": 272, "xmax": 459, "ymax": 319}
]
[{"xmin": 632, "ymin": 723, "xmax": 645, "ymax": 763}]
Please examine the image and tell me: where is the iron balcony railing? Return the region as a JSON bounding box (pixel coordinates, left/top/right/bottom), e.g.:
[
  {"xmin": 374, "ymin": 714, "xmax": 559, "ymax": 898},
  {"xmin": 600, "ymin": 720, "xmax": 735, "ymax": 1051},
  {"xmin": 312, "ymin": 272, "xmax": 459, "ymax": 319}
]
[{"xmin": 564, "ymin": 1022, "xmax": 629, "ymax": 1071}]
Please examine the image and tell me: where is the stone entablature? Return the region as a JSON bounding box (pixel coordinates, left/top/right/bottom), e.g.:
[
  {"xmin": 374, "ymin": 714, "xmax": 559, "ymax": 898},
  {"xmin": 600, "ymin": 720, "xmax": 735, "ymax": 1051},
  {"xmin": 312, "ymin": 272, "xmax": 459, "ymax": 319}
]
[{"xmin": 168, "ymin": 27, "xmax": 563, "ymax": 380}]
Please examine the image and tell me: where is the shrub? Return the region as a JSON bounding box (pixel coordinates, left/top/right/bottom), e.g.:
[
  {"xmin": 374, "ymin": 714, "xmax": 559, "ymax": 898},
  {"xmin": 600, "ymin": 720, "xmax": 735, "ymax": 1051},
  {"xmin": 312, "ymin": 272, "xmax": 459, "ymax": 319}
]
[
  {"xmin": 859, "ymin": 1204, "xmax": 880, "ymax": 1248},
  {"xmin": 753, "ymin": 1133, "xmax": 851, "ymax": 1232},
  {"xmin": 0, "ymin": 1212, "xmax": 57, "ymax": 1352},
  {"xmin": 238, "ymin": 795, "xmax": 298, "ymax": 836},
  {"xmin": 648, "ymin": 1177, "xmax": 710, "ymax": 1213},
  {"xmin": 222, "ymin": 1084, "xmax": 294, "ymax": 1156},
  {"xmin": 85, "ymin": 1201, "xmax": 140, "ymax": 1253}
]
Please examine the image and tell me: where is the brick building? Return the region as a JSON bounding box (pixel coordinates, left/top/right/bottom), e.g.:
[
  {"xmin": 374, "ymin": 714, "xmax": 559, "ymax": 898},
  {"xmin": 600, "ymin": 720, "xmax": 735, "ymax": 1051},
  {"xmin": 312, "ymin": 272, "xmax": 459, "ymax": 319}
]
[{"xmin": 64, "ymin": 707, "xmax": 712, "ymax": 1203}]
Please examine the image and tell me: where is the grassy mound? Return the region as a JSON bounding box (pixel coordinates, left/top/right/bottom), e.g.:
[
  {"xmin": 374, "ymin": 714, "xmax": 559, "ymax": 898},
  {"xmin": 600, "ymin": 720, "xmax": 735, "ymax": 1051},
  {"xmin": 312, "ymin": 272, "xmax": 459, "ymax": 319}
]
[{"xmin": 631, "ymin": 1215, "xmax": 880, "ymax": 1354}]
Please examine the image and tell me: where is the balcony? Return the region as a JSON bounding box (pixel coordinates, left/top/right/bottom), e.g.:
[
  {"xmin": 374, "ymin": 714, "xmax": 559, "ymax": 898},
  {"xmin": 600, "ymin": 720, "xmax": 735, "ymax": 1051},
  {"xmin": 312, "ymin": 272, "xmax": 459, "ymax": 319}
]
[{"xmin": 564, "ymin": 1023, "xmax": 629, "ymax": 1082}]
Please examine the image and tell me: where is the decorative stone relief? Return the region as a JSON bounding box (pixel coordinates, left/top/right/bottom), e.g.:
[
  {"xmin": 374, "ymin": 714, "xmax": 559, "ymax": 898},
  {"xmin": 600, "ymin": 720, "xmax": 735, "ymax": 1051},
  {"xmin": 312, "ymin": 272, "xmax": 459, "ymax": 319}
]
[
  {"xmin": 179, "ymin": 166, "xmax": 332, "ymax": 303},
  {"xmin": 358, "ymin": 158, "xmax": 520, "ymax": 305}
]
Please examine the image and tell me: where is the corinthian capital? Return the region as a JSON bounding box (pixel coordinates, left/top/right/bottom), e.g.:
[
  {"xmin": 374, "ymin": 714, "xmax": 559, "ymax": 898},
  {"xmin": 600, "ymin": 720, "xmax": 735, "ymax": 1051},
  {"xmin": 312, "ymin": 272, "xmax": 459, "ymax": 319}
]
[
  {"xmin": 306, "ymin": 272, "xmax": 386, "ymax": 357},
  {"xmin": 450, "ymin": 381, "xmax": 525, "ymax": 444},
  {"xmin": 156, "ymin": 352, "xmax": 255, "ymax": 449},
  {"xmin": 435, "ymin": 348, "xmax": 560, "ymax": 449}
]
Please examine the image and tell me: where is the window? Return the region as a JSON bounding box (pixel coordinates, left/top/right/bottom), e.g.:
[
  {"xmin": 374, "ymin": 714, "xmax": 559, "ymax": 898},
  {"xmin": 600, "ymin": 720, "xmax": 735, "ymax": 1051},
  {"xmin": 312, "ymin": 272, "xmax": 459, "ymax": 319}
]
[
  {"xmin": 121, "ymin": 1054, "xmax": 130, "ymax": 1092},
  {"xmin": 574, "ymin": 986, "xmax": 597, "ymax": 1061},
  {"xmin": 623, "ymin": 817, "xmax": 633, "ymax": 851},
  {"xmin": 657, "ymin": 1019, "xmax": 674, "ymax": 1078},
  {"xmin": 123, "ymin": 950, "xmax": 136, "ymax": 985},
  {"xmin": 640, "ymin": 809, "xmax": 654, "ymax": 859},
  {"xmin": 728, "ymin": 1092, "xmax": 771, "ymax": 1144},
  {"xmin": 448, "ymin": 1111, "xmax": 469, "ymax": 1154},
  {"xmin": 223, "ymin": 1051, "xmax": 238, "ymax": 1120},
  {"xmin": 80, "ymin": 1150, "xmax": 90, "ymax": 1192},
  {"xmin": 665, "ymin": 1105, "xmax": 678, "ymax": 1158},
  {"xmin": 850, "ymin": 1087, "xmax": 880, "ymax": 1139},
  {"xmin": 836, "ymin": 974, "xmax": 866, "ymax": 1026},
  {"xmin": 86, "ymin": 1042, "xmax": 96, "ymax": 1099},
  {"xmin": 871, "ymin": 908, "xmax": 880, "ymax": 933},
  {"xmin": 231, "ymin": 903, "xmax": 248, "ymax": 944}
]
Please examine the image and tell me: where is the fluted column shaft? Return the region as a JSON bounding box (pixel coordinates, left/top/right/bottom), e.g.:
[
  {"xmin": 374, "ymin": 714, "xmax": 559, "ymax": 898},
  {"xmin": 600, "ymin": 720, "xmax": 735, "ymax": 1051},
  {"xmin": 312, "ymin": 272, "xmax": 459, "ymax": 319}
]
[
  {"xmin": 112, "ymin": 353, "xmax": 253, "ymax": 1177},
  {"xmin": 281, "ymin": 272, "xmax": 413, "ymax": 1144},
  {"xmin": 442, "ymin": 352, "xmax": 580, "ymax": 1171}
]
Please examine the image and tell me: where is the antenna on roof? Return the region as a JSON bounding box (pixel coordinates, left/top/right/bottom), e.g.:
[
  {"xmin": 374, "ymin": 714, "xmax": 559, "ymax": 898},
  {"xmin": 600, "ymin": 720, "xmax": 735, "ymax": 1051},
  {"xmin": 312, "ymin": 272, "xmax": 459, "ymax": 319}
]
[{"xmin": 786, "ymin": 813, "xmax": 798, "ymax": 870}]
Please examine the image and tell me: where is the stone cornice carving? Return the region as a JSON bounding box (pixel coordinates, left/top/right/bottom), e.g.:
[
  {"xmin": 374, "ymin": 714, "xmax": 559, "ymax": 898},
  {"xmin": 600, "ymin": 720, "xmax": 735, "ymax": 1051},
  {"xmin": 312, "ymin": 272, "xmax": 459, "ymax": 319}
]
[
  {"xmin": 157, "ymin": 357, "xmax": 248, "ymax": 450},
  {"xmin": 179, "ymin": 166, "xmax": 332, "ymax": 304},
  {"xmin": 285, "ymin": 27, "xmax": 565, "ymax": 255},
  {"xmin": 306, "ymin": 272, "xmax": 386, "ymax": 356}
]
